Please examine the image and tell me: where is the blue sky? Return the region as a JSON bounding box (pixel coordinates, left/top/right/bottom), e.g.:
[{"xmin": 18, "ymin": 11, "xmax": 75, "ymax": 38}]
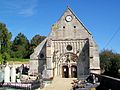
[{"xmin": 0, "ymin": 0, "xmax": 120, "ymax": 53}]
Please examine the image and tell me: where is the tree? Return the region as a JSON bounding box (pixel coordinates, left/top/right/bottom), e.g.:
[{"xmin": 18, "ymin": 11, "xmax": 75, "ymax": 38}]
[
  {"xmin": 11, "ymin": 33, "xmax": 30, "ymax": 58},
  {"xmin": 0, "ymin": 53, "xmax": 2, "ymax": 64},
  {"xmin": 0, "ymin": 23, "xmax": 12, "ymax": 54},
  {"xmin": 100, "ymin": 49, "xmax": 114, "ymax": 70},
  {"xmin": 100, "ymin": 49, "xmax": 120, "ymax": 78},
  {"xmin": 0, "ymin": 22, "xmax": 12, "ymax": 64},
  {"xmin": 31, "ymin": 34, "xmax": 46, "ymax": 47},
  {"xmin": 2, "ymin": 52, "xmax": 10, "ymax": 64},
  {"xmin": 30, "ymin": 34, "xmax": 46, "ymax": 53}
]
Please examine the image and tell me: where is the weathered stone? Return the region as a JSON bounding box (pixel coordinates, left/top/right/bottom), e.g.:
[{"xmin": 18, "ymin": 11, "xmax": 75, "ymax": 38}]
[{"xmin": 29, "ymin": 7, "xmax": 100, "ymax": 79}]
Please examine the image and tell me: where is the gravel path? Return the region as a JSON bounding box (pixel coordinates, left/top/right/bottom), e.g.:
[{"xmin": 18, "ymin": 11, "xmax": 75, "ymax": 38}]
[{"xmin": 40, "ymin": 77, "xmax": 76, "ymax": 90}]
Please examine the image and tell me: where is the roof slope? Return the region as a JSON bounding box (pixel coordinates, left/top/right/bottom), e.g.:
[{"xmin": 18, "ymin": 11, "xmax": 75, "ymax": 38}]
[{"xmin": 30, "ymin": 38, "xmax": 47, "ymax": 59}]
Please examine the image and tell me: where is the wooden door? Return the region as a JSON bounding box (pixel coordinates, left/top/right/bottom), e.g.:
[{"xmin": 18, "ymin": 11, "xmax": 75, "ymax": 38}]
[
  {"xmin": 71, "ymin": 65, "xmax": 77, "ymax": 78},
  {"xmin": 62, "ymin": 66, "xmax": 69, "ymax": 78}
]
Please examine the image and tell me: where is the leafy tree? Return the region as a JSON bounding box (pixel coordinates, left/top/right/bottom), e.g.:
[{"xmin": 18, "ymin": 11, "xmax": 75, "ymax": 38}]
[
  {"xmin": 100, "ymin": 50, "xmax": 114, "ymax": 70},
  {"xmin": 30, "ymin": 34, "xmax": 46, "ymax": 53},
  {"xmin": 0, "ymin": 53, "xmax": 2, "ymax": 64},
  {"xmin": 2, "ymin": 52, "xmax": 10, "ymax": 64},
  {"xmin": 100, "ymin": 49, "xmax": 120, "ymax": 78},
  {"xmin": 0, "ymin": 22, "xmax": 12, "ymax": 64},
  {"xmin": 11, "ymin": 33, "xmax": 30, "ymax": 58},
  {"xmin": 108, "ymin": 58, "xmax": 120, "ymax": 77},
  {"xmin": 31, "ymin": 34, "xmax": 46, "ymax": 47},
  {"xmin": 0, "ymin": 23, "xmax": 12, "ymax": 54}
]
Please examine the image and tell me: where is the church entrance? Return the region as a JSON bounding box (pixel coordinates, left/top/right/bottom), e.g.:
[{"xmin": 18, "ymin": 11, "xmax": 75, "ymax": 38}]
[
  {"xmin": 59, "ymin": 52, "xmax": 78, "ymax": 78},
  {"xmin": 62, "ymin": 66, "xmax": 69, "ymax": 78},
  {"xmin": 71, "ymin": 65, "xmax": 77, "ymax": 78}
]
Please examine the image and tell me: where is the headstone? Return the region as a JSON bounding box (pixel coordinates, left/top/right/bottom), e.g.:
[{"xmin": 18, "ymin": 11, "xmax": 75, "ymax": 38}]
[
  {"xmin": 4, "ymin": 63, "xmax": 10, "ymax": 83},
  {"xmin": 11, "ymin": 64, "xmax": 16, "ymax": 82},
  {"xmin": 0, "ymin": 67, "xmax": 4, "ymax": 82}
]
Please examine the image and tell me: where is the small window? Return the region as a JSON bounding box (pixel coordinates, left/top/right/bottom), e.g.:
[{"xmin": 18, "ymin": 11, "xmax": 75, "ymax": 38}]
[
  {"xmin": 74, "ymin": 26, "xmax": 76, "ymax": 28},
  {"xmin": 40, "ymin": 53, "xmax": 44, "ymax": 58},
  {"xmin": 67, "ymin": 45, "xmax": 72, "ymax": 51},
  {"xmin": 63, "ymin": 26, "xmax": 65, "ymax": 28}
]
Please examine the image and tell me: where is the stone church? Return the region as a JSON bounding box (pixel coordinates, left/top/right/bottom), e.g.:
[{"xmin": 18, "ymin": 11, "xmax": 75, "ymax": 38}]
[{"xmin": 29, "ymin": 7, "xmax": 100, "ymax": 79}]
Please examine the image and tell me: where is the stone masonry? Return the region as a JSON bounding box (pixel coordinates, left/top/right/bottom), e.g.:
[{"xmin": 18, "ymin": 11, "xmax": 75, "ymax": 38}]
[{"xmin": 29, "ymin": 7, "xmax": 100, "ymax": 79}]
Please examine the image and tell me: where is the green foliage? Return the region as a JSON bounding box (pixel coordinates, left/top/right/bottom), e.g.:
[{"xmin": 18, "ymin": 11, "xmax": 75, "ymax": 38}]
[
  {"xmin": 31, "ymin": 34, "xmax": 46, "ymax": 47},
  {"xmin": 12, "ymin": 33, "xmax": 29, "ymax": 47},
  {"xmin": 100, "ymin": 49, "xmax": 114, "ymax": 70},
  {"xmin": 0, "ymin": 23, "xmax": 12, "ymax": 54},
  {"xmin": 30, "ymin": 34, "xmax": 46, "ymax": 53},
  {"xmin": 2, "ymin": 52, "xmax": 10, "ymax": 60},
  {"xmin": 1, "ymin": 52, "xmax": 10, "ymax": 64},
  {"xmin": 0, "ymin": 23, "xmax": 12, "ymax": 53},
  {"xmin": 100, "ymin": 49, "xmax": 120, "ymax": 78},
  {"xmin": 11, "ymin": 33, "xmax": 30, "ymax": 58},
  {"xmin": 0, "ymin": 53, "xmax": 2, "ymax": 64},
  {"xmin": 0, "ymin": 22, "xmax": 46, "ymax": 63},
  {"xmin": 0, "ymin": 22, "xmax": 11, "ymax": 64}
]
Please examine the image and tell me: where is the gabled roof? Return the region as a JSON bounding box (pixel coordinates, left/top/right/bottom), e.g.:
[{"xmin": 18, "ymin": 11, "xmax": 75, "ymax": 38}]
[
  {"xmin": 30, "ymin": 38, "xmax": 47, "ymax": 59},
  {"xmin": 65, "ymin": 6, "xmax": 91, "ymax": 35}
]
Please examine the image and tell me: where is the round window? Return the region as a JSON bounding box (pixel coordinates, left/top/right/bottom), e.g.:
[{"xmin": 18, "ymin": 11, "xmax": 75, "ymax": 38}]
[
  {"xmin": 67, "ymin": 45, "xmax": 72, "ymax": 51},
  {"xmin": 40, "ymin": 53, "xmax": 44, "ymax": 58}
]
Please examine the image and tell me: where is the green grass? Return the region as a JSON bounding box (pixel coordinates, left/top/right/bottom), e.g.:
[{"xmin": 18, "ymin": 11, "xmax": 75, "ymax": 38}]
[
  {"xmin": 9, "ymin": 58, "xmax": 29, "ymax": 62},
  {"xmin": 8, "ymin": 58, "xmax": 29, "ymax": 64}
]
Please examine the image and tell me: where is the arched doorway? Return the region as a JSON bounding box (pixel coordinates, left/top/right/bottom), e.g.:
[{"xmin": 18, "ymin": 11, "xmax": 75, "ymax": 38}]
[
  {"xmin": 58, "ymin": 52, "xmax": 78, "ymax": 78},
  {"xmin": 62, "ymin": 66, "xmax": 69, "ymax": 78},
  {"xmin": 71, "ymin": 65, "xmax": 77, "ymax": 78}
]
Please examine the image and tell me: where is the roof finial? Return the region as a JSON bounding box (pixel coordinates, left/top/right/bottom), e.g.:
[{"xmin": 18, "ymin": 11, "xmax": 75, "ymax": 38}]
[{"xmin": 67, "ymin": 5, "xmax": 70, "ymax": 9}]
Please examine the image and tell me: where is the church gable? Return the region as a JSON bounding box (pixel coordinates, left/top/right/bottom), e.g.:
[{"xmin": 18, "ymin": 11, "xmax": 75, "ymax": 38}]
[
  {"xmin": 29, "ymin": 7, "xmax": 100, "ymax": 78},
  {"xmin": 30, "ymin": 38, "xmax": 47, "ymax": 60},
  {"xmin": 50, "ymin": 7, "xmax": 91, "ymax": 40}
]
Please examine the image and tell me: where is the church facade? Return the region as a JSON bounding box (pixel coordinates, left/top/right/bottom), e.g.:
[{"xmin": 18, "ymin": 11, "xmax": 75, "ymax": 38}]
[{"xmin": 29, "ymin": 7, "xmax": 100, "ymax": 79}]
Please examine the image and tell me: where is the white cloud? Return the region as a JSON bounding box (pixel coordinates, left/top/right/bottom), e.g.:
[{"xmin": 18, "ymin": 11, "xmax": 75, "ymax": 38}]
[{"xmin": 1, "ymin": 0, "xmax": 38, "ymax": 17}]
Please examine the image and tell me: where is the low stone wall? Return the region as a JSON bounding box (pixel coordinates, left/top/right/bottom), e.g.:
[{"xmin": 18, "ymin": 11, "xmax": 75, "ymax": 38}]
[{"xmin": 93, "ymin": 73, "xmax": 120, "ymax": 90}]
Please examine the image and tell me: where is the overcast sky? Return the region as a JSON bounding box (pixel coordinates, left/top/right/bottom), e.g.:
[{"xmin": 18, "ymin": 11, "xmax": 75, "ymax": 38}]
[{"xmin": 0, "ymin": 0, "xmax": 120, "ymax": 53}]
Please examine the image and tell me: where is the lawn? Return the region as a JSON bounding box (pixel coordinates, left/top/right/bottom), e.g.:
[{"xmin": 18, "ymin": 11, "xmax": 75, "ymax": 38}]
[{"xmin": 7, "ymin": 58, "xmax": 29, "ymax": 64}]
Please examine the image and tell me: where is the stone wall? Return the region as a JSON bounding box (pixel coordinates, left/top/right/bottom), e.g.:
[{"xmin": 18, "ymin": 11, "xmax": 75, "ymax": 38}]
[{"xmin": 29, "ymin": 7, "xmax": 100, "ymax": 79}]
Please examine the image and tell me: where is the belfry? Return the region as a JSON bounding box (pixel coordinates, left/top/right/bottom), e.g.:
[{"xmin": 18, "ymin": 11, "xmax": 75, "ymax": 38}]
[{"xmin": 29, "ymin": 7, "xmax": 100, "ymax": 79}]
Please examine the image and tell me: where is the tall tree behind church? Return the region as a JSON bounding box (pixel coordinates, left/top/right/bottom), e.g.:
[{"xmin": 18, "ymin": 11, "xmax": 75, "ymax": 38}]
[
  {"xmin": 11, "ymin": 33, "xmax": 30, "ymax": 58},
  {"xmin": 30, "ymin": 34, "xmax": 46, "ymax": 53}
]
